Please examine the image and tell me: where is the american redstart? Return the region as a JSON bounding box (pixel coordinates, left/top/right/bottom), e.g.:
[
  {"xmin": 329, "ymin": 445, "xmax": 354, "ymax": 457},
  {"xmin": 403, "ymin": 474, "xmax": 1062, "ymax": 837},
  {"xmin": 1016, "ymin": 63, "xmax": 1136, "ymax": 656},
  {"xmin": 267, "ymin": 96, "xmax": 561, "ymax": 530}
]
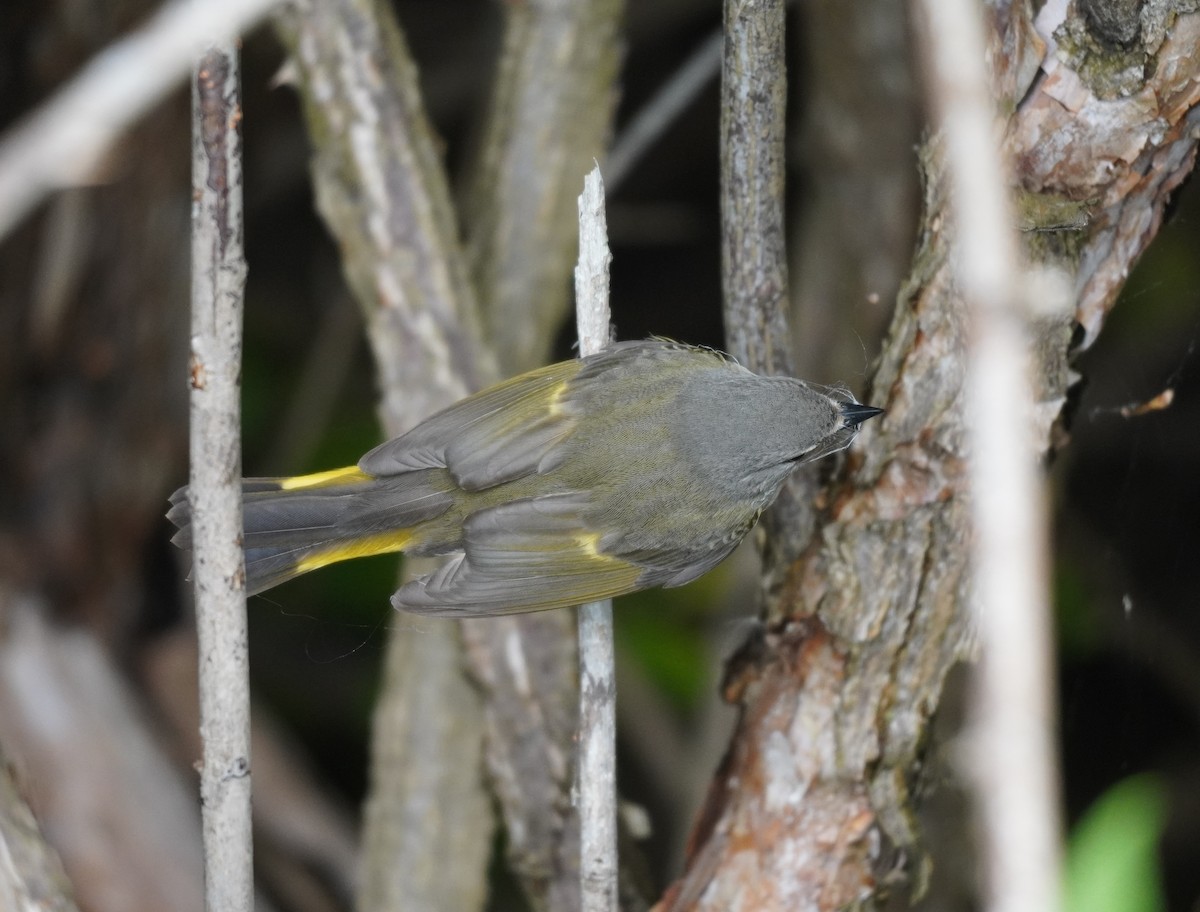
[{"xmin": 169, "ymin": 339, "xmax": 882, "ymax": 615}]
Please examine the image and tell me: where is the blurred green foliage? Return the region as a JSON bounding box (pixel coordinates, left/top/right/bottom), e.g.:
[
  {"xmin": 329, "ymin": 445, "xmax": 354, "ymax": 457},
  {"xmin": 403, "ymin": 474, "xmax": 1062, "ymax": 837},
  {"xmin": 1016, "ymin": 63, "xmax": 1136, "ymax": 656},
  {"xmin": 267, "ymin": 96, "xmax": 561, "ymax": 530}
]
[
  {"xmin": 1065, "ymin": 774, "xmax": 1167, "ymax": 912},
  {"xmin": 616, "ymin": 571, "xmax": 728, "ymax": 712}
]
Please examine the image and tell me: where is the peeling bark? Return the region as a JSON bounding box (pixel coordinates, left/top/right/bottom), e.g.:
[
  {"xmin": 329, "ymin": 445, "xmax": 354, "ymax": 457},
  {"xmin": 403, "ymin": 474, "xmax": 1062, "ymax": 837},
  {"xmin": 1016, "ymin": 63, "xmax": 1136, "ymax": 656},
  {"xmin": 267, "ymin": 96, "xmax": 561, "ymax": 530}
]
[{"xmin": 660, "ymin": 2, "xmax": 1200, "ymax": 909}]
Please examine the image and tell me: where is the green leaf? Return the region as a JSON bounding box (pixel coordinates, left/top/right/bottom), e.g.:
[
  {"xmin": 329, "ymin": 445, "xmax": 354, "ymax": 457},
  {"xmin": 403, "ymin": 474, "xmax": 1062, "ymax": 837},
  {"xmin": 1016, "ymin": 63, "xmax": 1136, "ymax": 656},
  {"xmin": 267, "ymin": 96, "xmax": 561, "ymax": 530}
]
[{"xmin": 1065, "ymin": 774, "xmax": 1167, "ymax": 912}]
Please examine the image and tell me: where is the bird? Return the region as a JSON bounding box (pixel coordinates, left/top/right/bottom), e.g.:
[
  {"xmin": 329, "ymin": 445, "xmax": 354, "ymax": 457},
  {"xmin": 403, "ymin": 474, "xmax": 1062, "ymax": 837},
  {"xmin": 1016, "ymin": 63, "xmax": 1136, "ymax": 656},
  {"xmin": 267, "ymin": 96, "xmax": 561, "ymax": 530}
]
[{"xmin": 168, "ymin": 339, "xmax": 883, "ymax": 616}]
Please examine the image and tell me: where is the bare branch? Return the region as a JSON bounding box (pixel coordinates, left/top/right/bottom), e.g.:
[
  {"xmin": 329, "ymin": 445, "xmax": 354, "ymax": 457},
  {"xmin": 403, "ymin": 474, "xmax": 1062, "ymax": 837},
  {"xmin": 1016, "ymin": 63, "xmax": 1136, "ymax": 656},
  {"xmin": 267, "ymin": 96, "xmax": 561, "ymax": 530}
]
[
  {"xmin": 275, "ymin": 0, "xmax": 494, "ymax": 431},
  {"xmin": 718, "ymin": 0, "xmax": 818, "ymax": 575},
  {"xmin": 461, "ymin": 0, "xmax": 624, "ymax": 376},
  {"xmin": 719, "ymin": 0, "xmax": 792, "ymax": 378},
  {"xmin": 664, "ymin": 3, "xmax": 1200, "ymax": 909},
  {"xmin": 912, "ymin": 2, "xmax": 1063, "ymax": 912},
  {"xmin": 190, "ymin": 42, "xmax": 253, "ymax": 912},
  {"xmin": 607, "ymin": 30, "xmax": 723, "ymax": 193},
  {"xmin": 574, "ymin": 168, "xmax": 615, "ymax": 353},
  {"xmin": 574, "ymin": 166, "xmax": 617, "ymax": 912},
  {"xmin": 451, "ymin": 3, "xmax": 626, "ymax": 906},
  {"xmin": 0, "ymin": 0, "xmax": 282, "ymax": 242},
  {"xmin": 273, "ymin": 4, "xmax": 496, "ymax": 909}
]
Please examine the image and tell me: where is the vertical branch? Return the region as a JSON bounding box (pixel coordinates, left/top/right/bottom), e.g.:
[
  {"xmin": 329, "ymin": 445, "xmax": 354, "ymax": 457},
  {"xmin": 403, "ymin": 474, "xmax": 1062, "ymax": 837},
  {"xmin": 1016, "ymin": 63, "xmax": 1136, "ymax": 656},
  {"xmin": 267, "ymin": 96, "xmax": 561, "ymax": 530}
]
[
  {"xmin": 573, "ymin": 166, "xmax": 616, "ymax": 912},
  {"xmin": 455, "ymin": 8, "xmax": 624, "ymax": 901},
  {"xmin": 913, "ymin": 3, "xmax": 1063, "ymax": 912},
  {"xmin": 719, "ymin": 0, "xmax": 814, "ymax": 576},
  {"xmin": 720, "ymin": 0, "xmax": 792, "ymax": 378},
  {"xmin": 190, "ymin": 43, "xmax": 252, "ymax": 912}
]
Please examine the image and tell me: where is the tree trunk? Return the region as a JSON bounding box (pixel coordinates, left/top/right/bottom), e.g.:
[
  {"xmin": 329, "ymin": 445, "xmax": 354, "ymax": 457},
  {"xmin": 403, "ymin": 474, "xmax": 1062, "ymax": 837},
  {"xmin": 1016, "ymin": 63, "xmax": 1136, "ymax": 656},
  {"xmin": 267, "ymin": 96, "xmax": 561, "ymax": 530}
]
[{"xmin": 660, "ymin": 2, "xmax": 1200, "ymax": 909}]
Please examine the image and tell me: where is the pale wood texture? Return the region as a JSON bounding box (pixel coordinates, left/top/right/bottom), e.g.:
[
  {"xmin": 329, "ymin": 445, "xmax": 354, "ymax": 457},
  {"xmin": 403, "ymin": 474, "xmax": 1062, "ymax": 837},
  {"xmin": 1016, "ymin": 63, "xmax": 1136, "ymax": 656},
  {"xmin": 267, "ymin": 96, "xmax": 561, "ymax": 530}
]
[
  {"xmin": 190, "ymin": 42, "xmax": 254, "ymax": 912},
  {"xmin": 914, "ymin": 1, "xmax": 1062, "ymax": 911},
  {"xmin": 574, "ymin": 167, "xmax": 618, "ymax": 912},
  {"xmin": 273, "ymin": 4, "xmax": 494, "ymax": 910},
  {"xmin": 659, "ymin": 2, "xmax": 1200, "ymax": 909}
]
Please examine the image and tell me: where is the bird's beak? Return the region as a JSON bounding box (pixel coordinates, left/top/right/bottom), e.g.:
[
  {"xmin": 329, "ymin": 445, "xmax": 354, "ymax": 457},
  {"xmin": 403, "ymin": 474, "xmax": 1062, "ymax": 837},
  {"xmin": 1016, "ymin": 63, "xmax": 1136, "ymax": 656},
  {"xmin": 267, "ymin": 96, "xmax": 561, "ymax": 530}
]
[{"xmin": 840, "ymin": 403, "xmax": 885, "ymax": 428}]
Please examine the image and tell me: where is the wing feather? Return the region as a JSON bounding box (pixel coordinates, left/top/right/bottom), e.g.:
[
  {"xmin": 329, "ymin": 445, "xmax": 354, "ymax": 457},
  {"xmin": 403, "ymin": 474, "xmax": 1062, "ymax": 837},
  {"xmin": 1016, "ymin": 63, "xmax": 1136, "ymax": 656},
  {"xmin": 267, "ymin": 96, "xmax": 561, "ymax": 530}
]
[
  {"xmin": 357, "ymin": 360, "xmax": 581, "ymax": 490},
  {"xmin": 391, "ymin": 494, "xmax": 642, "ymax": 616}
]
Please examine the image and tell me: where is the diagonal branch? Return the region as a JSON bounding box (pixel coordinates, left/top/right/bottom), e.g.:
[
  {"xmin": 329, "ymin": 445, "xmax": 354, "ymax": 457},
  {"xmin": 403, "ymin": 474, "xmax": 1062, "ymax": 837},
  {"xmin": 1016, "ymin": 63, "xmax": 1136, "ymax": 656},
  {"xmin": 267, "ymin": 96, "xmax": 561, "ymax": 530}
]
[
  {"xmin": 274, "ymin": 3, "xmax": 496, "ymax": 910},
  {"xmin": 661, "ymin": 3, "xmax": 1200, "ymax": 910},
  {"xmin": 460, "ymin": 0, "xmax": 625, "ymax": 377},
  {"xmin": 0, "ymin": 0, "xmax": 282, "ymax": 242}
]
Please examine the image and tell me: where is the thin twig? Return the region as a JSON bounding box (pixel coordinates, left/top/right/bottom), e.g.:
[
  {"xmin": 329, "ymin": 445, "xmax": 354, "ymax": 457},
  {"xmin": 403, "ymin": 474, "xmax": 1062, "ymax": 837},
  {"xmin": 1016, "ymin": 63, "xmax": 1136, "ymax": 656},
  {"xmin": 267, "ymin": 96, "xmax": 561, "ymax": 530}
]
[
  {"xmin": 0, "ymin": 0, "xmax": 282, "ymax": 242},
  {"xmin": 190, "ymin": 42, "xmax": 253, "ymax": 912},
  {"xmin": 912, "ymin": 4, "xmax": 1063, "ymax": 912},
  {"xmin": 607, "ymin": 29, "xmax": 723, "ymax": 193},
  {"xmin": 574, "ymin": 165, "xmax": 617, "ymax": 912}
]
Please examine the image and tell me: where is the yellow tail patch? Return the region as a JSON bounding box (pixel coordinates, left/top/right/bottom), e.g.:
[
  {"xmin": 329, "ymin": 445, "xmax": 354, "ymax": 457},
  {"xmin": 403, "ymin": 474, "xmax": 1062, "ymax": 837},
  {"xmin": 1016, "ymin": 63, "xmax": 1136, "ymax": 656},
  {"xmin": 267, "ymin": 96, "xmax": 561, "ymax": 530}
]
[
  {"xmin": 294, "ymin": 530, "xmax": 415, "ymax": 576},
  {"xmin": 278, "ymin": 466, "xmax": 371, "ymax": 490}
]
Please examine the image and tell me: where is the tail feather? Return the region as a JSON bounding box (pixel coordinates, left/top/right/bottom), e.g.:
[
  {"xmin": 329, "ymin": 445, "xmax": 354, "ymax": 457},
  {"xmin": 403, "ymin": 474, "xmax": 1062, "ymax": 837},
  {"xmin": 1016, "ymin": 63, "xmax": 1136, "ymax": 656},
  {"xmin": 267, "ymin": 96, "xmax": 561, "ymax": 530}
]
[
  {"xmin": 244, "ymin": 543, "xmax": 340, "ymax": 596},
  {"xmin": 168, "ymin": 468, "xmax": 456, "ymax": 595}
]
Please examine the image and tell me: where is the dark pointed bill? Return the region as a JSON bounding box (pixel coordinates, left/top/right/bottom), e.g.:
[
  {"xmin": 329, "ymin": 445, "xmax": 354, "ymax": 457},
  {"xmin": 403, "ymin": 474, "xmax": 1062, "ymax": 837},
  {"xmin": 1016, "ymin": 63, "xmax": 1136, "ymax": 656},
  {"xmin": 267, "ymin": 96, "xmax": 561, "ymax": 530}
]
[{"xmin": 840, "ymin": 403, "xmax": 885, "ymax": 428}]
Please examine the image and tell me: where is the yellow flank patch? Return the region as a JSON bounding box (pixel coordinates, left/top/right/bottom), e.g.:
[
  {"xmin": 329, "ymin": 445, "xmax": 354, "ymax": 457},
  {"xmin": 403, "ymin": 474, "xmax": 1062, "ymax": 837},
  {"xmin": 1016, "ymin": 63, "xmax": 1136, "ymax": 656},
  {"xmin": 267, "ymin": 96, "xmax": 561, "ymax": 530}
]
[
  {"xmin": 278, "ymin": 466, "xmax": 371, "ymax": 490},
  {"xmin": 295, "ymin": 530, "xmax": 414, "ymax": 575}
]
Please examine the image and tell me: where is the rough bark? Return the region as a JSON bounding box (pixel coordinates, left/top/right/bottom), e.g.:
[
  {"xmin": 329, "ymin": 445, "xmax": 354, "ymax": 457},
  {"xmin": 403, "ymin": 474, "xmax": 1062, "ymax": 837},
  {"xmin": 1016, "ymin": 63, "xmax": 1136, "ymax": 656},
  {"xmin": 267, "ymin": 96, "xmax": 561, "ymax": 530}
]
[
  {"xmin": 659, "ymin": 1, "xmax": 1200, "ymax": 909},
  {"xmin": 190, "ymin": 42, "xmax": 254, "ymax": 912},
  {"xmin": 720, "ymin": 0, "xmax": 793, "ymax": 380},
  {"xmin": 720, "ymin": 0, "xmax": 818, "ymax": 591},
  {"xmin": 273, "ymin": 4, "xmax": 495, "ymax": 910}
]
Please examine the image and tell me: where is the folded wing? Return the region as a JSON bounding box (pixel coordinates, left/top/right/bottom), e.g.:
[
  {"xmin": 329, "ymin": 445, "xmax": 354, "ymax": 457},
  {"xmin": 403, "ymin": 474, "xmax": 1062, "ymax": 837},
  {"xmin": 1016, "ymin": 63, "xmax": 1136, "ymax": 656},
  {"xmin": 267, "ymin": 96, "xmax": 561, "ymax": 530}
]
[
  {"xmin": 358, "ymin": 360, "xmax": 582, "ymax": 491},
  {"xmin": 393, "ymin": 493, "xmax": 643, "ymax": 616}
]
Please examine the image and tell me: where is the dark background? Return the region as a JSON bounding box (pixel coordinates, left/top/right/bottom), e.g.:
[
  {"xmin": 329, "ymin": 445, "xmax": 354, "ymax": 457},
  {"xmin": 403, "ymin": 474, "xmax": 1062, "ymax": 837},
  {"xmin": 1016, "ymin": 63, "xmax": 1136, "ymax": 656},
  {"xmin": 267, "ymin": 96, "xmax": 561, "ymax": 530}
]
[{"xmin": 2, "ymin": 0, "xmax": 1198, "ymax": 908}]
